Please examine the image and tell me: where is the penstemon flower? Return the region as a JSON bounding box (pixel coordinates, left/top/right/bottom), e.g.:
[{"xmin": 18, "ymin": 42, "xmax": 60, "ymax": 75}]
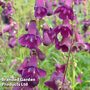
[
  {"xmin": 45, "ymin": 64, "xmax": 72, "ymax": 90},
  {"xmin": 0, "ymin": 0, "xmax": 89, "ymax": 90},
  {"xmin": 34, "ymin": 0, "xmax": 47, "ymax": 19}
]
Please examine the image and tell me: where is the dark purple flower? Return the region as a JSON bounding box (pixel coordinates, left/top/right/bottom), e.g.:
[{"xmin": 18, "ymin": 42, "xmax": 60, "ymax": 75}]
[
  {"xmin": 18, "ymin": 34, "xmax": 41, "ymax": 49},
  {"xmin": 45, "ymin": 64, "xmax": 71, "ymax": 90},
  {"xmin": 8, "ymin": 36, "xmax": 17, "ymax": 48},
  {"xmin": 53, "ymin": 25, "xmax": 72, "ymax": 52},
  {"xmin": 18, "ymin": 55, "xmax": 46, "ymax": 88},
  {"xmin": 55, "ymin": 37, "xmax": 71, "ymax": 52},
  {"xmin": 54, "ymin": 25, "xmax": 72, "ymax": 38},
  {"xmin": 2, "ymin": 2, "xmax": 13, "ymax": 17},
  {"xmin": 34, "ymin": 0, "xmax": 47, "ymax": 19},
  {"xmin": 54, "ymin": 5, "xmax": 74, "ymax": 20}
]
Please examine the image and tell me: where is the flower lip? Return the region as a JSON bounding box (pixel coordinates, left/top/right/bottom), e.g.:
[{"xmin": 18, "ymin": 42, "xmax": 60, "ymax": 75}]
[
  {"xmin": 18, "ymin": 34, "xmax": 41, "ymax": 49},
  {"xmin": 54, "ymin": 5, "xmax": 74, "ymax": 20}
]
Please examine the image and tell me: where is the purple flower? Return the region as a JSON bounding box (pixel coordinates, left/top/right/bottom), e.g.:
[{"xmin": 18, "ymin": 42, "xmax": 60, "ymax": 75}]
[
  {"xmin": 45, "ymin": 64, "xmax": 71, "ymax": 90},
  {"xmin": 74, "ymin": 31, "xmax": 86, "ymax": 50},
  {"xmin": 2, "ymin": 2, "xmax": 13, "ymax": 17},
  {"xmin": 19, "ymin": 21, "xmax": 41, "ymax": 49},
  {"xmin": 25, "ymin": 20, "xmax": 39, "ymax": 35},
  {"xmin": 18, "ymin": 34, "xmax": 41, "ymax": 49},
  {"xmin": 45, "ymin": 0, "xmax": 53, "ymax": 16},
  {"xmin": 34, "ymin": 0, "xmax": 47, "ymax": 19},
  {"xmin": 8, "ymin": 36, "xmax": 17, "ymax": 48},
  {"xmin": 54, "ymin": 5, "xmax": 74, "ymax": 20},
  {"xmin": 42, "ymin": 24, "xmax": 52, "ymax": 46},
  {"xmin": 55, "ymin": 37, "xmax": 71, "ymax": 52},
  {"xmin": 53, "ymin": 25, "xmax": 72, "ymax": 52},
  {"xmin": 18, "ymin": 55, "xmax": 46, "ymax": 88}
]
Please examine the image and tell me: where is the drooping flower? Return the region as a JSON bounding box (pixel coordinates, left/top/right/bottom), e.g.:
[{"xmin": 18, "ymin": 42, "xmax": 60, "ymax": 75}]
[
  {"xmin": 18, "ymin": 34, "xmax": 41, "ymax": 49},
  {"xmin": 45, "ymin": 64, "xmax": 72, "ymax": 90},
  {"xmin": 19, "ymin": 20, "xmax": 41, "ymax": 49},
  {"xmin": 55, "ymin": 37, "xmax": 71, "ymax": 52},
  {"xmin": 18, "ymin": 55, "xmax": 46, "ymax": 88},
  {"xmin": 34, "ymin": 0, "xmax": 47, "ymax": 19},
  {"xmin": 54, "ymin": 5, "xmax": 74, "ymax": 20},
  {"xmin": 53, "ymin": 25, "xmax": 72, "ymax": 52}
]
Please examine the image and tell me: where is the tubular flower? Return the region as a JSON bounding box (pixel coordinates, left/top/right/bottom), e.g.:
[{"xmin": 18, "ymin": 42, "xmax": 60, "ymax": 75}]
[
  {"xmin": 54, "ymin": 5, "xmax": 74, "ymax": 20},
  {"xmin": 45, "ymin": 64, "xmax": 72, "ymax": 90},
  {"xmin": 34, "ymin": 0, "xmax": 47, "ymax": 19},
  {"xmin": 53, "ymin": 25, "xmax": 72, "ymax": 52},
  {"xmin": 19, "ymin": 20, "xmax": 41, "ymax": 49},
  {"xmin": 18, "ymin": 55, "xmax": 46, "ymax": 88},
  {"xmin": 18, "ymin": 34, "xmax": 41, "ymax": 49},
  {"xmin": 42, "ymin": 24, "xmax": 52, "ymax": 46}
]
